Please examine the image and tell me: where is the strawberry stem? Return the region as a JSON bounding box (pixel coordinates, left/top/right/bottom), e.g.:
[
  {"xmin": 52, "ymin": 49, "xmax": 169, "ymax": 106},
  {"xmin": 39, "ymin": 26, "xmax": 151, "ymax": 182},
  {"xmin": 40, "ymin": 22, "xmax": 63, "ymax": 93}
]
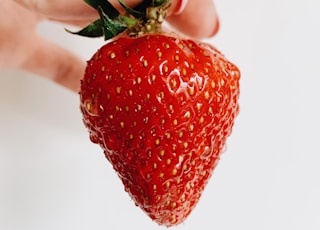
[{"xmin": 66, "ymin": 0, "xmax": 171, "ymax": 40}]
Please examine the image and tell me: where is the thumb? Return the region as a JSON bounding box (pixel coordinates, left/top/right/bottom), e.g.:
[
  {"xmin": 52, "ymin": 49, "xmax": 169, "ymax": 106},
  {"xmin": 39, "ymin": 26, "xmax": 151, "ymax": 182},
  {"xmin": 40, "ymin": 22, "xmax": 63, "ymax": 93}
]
[{"xmin": 167, "ymin": 0, "xmax": 220, "ymax": 38}]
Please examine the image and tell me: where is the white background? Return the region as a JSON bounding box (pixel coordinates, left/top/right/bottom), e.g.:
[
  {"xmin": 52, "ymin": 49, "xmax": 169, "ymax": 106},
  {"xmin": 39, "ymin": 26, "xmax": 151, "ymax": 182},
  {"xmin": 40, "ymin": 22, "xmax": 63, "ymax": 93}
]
[{"xmin": 1, "ymin": 0, "xmax": 319, "ymax": 229}]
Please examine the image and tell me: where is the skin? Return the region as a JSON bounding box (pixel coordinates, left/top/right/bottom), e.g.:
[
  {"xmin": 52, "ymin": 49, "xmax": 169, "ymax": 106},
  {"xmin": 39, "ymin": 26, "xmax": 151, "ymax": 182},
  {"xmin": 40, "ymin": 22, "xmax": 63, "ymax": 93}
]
[{"xmin": 0, "ymin": 0, "xmax": 219, "ymax": 92}]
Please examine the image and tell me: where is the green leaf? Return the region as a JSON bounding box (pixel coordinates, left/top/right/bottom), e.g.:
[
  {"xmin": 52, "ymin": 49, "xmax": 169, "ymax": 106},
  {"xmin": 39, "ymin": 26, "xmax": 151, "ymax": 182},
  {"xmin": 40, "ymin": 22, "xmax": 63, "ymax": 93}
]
[
  {"xmin": 98, "ymin": 7, "xmax": 127, "ymax": 40},
  {"xmin": 84, "ymin": 0, "xmax": 119, "ymax": 19},
  {"xmin": 152, "ymin": 0, "xmax": 170, "ymax": 7},
  {"xmin": 133, "ymin": 0, "xmax": 152, "ymax": 14},
  {"xmin": 118, "ymin": 0, "xmax": 145, "ymax": 19},
  {"xmin": 65, "ymin": 19, "xmax": 104, "ymax": 37}
]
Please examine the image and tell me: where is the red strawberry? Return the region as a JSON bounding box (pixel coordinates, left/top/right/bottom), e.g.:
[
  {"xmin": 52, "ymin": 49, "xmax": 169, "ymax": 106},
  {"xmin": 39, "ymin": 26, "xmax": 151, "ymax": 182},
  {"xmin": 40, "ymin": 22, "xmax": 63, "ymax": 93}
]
[{"xmin": 73, "ymin": 0, "xmax": 240, "ymax": 226}]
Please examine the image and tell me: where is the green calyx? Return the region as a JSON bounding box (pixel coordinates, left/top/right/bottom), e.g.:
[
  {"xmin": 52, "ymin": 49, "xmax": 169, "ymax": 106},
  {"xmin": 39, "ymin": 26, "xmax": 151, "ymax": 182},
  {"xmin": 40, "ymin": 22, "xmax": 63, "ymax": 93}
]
[{"xmin": 66, "ymin": 0, "xmax": 171, "ymax": 40}]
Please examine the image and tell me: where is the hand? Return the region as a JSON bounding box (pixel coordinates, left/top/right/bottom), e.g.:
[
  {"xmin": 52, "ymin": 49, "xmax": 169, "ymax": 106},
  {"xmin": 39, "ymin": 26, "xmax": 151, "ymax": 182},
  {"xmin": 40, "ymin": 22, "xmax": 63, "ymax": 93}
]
[{"xmin": 0, "ymin": 0, "xmax": 219, "ymax": 92}]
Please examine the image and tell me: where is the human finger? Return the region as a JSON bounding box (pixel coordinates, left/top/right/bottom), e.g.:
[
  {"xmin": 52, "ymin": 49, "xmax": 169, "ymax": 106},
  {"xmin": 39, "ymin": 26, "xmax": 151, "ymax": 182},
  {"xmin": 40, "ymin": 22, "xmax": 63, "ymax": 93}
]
[
  {"xmin": 19, "ymin": 35, "xmax": 85, "ymax": 92},
  {"xmin": 13, "ymin": 0, "xmax": 140, "ymax": 23},
  {"xmin": 167, "ymin": 0, "xmax": 219, "ymax": 38}
]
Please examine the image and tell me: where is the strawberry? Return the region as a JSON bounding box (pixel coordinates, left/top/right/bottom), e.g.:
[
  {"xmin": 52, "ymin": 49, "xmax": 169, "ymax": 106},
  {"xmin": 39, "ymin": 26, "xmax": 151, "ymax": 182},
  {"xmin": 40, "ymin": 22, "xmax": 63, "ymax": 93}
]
[{"xmin": 72, "ymin": 0, "xmax": 240, "ymax": 226}]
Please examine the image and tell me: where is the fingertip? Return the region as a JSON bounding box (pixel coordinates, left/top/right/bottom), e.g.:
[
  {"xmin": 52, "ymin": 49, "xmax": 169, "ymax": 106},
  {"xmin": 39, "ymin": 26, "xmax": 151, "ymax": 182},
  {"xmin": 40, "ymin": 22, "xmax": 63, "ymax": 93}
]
[
  {"xmin": 167, "ymin": 0, "xmax": 220, "ymax": 39},
  {"xmin": 210, "ymin": 16, "xmax": 220, "ymax": 37}
]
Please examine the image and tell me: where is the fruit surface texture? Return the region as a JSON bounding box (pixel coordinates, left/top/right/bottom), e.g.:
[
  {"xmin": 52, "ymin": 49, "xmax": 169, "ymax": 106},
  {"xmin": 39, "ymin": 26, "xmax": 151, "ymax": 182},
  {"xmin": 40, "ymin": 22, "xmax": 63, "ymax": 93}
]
[{"xmin": 80, "ymin": 33, "xmax": 240, "ymax": 226}]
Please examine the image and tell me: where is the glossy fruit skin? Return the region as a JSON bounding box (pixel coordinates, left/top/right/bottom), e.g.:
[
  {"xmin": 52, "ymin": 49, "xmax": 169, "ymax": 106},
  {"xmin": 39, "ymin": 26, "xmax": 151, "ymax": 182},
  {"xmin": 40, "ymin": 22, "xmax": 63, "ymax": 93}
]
[{"xmin": 80, "ymin": 33, "xmax": 240, "ymax": 226}]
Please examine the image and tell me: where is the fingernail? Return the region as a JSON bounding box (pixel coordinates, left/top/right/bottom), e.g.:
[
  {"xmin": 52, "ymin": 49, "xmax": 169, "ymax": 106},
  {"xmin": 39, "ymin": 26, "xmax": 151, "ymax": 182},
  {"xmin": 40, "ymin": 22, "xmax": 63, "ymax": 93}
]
[{"xmin": 173, "ymin": 0, "xmax": 189, "ymax": 15}]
